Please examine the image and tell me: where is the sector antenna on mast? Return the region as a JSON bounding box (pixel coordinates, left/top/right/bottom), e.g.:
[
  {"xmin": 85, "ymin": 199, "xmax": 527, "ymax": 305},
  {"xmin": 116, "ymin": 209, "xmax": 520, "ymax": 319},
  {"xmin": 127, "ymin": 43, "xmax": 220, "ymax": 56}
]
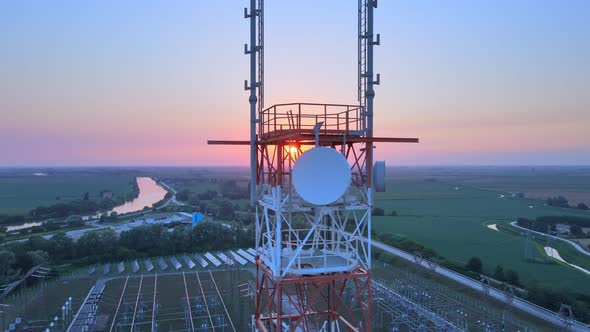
[{"xmin": 209, "ymin": 1, "xmax": 418, "ymax": 331}]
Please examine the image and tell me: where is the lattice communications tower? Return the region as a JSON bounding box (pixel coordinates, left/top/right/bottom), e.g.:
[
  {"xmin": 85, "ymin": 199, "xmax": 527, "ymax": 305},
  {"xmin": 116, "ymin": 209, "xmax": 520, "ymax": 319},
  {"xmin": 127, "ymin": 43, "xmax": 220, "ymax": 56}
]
[{"xmin": 209, "ymin": 1, "xmax": 418, "ymax": 331}]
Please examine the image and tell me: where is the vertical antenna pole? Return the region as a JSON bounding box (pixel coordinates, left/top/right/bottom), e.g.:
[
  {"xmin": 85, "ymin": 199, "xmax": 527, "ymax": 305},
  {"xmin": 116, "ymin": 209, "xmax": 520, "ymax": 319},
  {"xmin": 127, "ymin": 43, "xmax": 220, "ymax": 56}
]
[
  {"xmin": 248, "ymin": 0, "xmax": 258, "ymax": 207},
  {"xmin": 366, "ymin": 0, "xmax": 377, "ymax": 189}
]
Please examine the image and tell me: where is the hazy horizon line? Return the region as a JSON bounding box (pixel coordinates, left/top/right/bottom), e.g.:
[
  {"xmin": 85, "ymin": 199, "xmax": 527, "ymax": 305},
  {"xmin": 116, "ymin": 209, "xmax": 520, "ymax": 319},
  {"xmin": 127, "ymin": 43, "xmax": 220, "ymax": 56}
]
[{"xmin": 1, "ymin": 164, "xmax": 590, "ymax": 169}]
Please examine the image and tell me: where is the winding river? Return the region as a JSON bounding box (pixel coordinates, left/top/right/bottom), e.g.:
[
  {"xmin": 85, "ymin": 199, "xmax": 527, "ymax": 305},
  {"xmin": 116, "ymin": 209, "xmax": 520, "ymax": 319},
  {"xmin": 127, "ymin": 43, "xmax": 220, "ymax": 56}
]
[{"xmin": 110, "ymin": 177, "xmax": 168, "ymax": 215}]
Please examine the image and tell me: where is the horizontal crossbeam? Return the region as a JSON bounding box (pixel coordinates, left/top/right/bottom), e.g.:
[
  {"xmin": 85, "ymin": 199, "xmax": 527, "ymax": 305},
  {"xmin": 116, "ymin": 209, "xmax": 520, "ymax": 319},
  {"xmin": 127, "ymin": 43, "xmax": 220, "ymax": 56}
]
[{"xmin": 208, "ymin": 136, "xmax": 418, "ymax": 145}]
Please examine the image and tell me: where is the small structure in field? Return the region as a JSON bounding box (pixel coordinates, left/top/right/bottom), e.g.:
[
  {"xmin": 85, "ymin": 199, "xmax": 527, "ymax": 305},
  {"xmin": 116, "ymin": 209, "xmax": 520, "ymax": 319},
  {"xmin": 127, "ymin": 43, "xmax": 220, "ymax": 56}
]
[{"xmin": 555, "ymin": 224, "xmax": 571, "ymax": 234}]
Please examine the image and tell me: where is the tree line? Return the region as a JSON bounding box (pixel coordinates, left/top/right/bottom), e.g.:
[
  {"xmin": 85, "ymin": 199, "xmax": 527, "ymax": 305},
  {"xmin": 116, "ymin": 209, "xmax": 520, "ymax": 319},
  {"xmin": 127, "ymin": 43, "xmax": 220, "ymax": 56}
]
[
  {"xmin": 546, "ymin": 196, "xmax": 588, "ymax": 211},
  {"xmin": 0, "ymin": 221, "xmax": 254, "ymax": 286},
  {"xmin": 517, "ymin": 215, "xmax": 590, "ymax": 237}
]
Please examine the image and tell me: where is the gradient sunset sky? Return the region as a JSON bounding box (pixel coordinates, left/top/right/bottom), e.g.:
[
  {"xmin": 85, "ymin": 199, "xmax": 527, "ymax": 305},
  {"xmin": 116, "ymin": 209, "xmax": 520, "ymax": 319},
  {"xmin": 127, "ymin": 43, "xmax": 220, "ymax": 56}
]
[{"xmin": 1, "ymin": 0, "xmax": 588, "ymax": 166}]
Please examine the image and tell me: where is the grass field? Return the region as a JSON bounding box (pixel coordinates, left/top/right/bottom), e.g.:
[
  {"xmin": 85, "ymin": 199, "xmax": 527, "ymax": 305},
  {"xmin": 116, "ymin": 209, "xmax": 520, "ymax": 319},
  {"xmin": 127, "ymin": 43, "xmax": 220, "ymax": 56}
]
[
  {"xmin": 391, "ymin": 166, "xmax": 590, "ymax": 205},
  {"xmin": 0, "ymin": 169, "xmax": 137, "ymax": 215},
  {"xmin": 373, "ymin": 172, "xmax": 590, "ymax": 294}
]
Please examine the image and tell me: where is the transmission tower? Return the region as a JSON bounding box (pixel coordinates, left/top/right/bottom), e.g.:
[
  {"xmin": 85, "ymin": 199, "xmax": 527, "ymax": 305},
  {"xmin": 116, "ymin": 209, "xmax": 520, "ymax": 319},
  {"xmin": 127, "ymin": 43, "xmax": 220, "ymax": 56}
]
[{"xmin": 209, "ymin": 1, "xmax": 418, "ymax": 331}]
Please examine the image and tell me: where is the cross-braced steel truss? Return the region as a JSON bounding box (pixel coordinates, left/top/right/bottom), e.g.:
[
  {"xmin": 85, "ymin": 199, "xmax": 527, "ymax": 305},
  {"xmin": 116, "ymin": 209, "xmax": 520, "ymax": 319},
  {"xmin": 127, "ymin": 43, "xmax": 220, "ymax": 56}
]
[{"xmin": 255, "ymin": 262, "xmax": 371, "ymax": 332}]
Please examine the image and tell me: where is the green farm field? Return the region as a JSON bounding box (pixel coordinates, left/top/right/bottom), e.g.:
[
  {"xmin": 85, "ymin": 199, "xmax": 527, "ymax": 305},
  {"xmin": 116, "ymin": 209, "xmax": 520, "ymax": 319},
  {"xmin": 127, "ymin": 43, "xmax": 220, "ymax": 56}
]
[
  {"xmin": 0, "ymin": 169, "xmax": 137, "ymax": 215},
  {"xmin": 390, "ymin": 166, "xmax": 590, "ymax": 205},
  {"xmin": 373, "ymin": 169, "xmax": 590, "ymax": 294}
]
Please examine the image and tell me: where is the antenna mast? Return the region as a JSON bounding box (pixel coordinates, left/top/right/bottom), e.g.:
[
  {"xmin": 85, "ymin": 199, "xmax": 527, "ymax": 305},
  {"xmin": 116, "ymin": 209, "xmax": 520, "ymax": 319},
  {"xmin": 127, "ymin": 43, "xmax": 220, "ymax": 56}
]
[{"xmin": 209, "ymin": 1, "xmax": 418, "ymax": 330}]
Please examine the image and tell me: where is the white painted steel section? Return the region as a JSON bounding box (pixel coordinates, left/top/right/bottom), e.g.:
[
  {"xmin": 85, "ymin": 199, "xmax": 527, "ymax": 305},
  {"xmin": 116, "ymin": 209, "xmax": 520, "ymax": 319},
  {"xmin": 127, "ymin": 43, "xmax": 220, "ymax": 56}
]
[{"xmin": 257, "ymin": 185, "xmax": 371, "ymax": 277}]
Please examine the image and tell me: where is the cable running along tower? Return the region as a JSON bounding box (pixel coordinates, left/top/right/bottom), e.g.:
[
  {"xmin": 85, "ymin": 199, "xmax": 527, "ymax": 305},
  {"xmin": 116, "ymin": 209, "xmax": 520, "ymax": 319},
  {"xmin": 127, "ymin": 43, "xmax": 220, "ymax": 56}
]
[{"xmin": 210, "ymin": 1, "xmax": 418, "ymax": 331}]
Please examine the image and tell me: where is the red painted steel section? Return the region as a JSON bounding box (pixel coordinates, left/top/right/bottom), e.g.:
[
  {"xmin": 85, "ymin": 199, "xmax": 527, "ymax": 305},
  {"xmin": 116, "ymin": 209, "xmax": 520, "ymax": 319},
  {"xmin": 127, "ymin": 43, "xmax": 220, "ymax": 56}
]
[{"xmin": 255, "ymin": 258, "xmax": 371, "ymax": 332}]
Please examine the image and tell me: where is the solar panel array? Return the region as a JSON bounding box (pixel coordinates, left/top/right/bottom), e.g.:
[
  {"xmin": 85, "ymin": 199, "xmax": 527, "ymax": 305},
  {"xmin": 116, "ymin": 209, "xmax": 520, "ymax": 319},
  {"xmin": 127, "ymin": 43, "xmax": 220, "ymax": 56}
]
[
  {"xmin": 182, "ymin": 255, "xmax": 196, "ymax": 269},
  {"xmin": 92, "ymin": 249, "xmax": 257, "ymax": 276},
  {"xmin": 169, "ymin": 256, "xmax": 182, "ymax": 270},
  {"xmin": 144, "ymin": 258, "xmax": 154, "ymax": 272},
  {"xmin": 117, "ymin": 262, "xmax": 125, "ymax": 273},
  {"xmin": 193, "ymin": 253, "xmax": 209, "ymax": 268},
  {"xmin": 216, "ymin": 252, "xmax": 233, "ymax": 266},
  {"xmin": 158, "ymin": 257, "xmax": 168, "ymax": 270},
  {"xmin": 228, "ymin": 250, "xmax": 247, "ymax": 266},
  {"xmin": 237, "ymin": 249, "xmax": 255, "ymax": 263},
  {"xmin": 205, "ymin": 252, "xmax": 222, "ymax": 267}
]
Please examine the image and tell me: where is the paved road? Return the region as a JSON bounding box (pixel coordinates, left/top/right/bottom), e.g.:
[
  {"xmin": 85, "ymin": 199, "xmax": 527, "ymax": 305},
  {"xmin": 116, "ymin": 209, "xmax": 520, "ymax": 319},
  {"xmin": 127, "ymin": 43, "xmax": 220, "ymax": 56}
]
[
  {"xmin": 155, "ymin": 181, "xmax": 186, "ymax": 209},
  {"xmin": 6, "ymin": 220, "xmax": 152, "ymax": 244},
  {"xmin": 368, "ymin": 237, "xmax": 590, "ymax": 331},
  {"xmin": 510, "ymin": 221, "xmax": 590, "ymax": 257}
]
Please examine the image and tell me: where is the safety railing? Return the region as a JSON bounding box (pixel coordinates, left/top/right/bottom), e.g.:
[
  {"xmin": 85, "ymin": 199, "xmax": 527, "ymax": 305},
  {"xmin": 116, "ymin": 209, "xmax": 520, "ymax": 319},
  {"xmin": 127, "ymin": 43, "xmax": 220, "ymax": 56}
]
[{"xmin": 259, "ymin": 103, "xmax": 363, "ymax": 139}]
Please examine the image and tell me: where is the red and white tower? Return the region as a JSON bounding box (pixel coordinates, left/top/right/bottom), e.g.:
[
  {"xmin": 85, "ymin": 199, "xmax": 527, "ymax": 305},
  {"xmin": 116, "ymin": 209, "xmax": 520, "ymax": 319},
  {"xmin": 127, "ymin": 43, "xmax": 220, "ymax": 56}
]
[{"xmin": 210, "ymin": 1, "xmax": 418, "ymax": 331}]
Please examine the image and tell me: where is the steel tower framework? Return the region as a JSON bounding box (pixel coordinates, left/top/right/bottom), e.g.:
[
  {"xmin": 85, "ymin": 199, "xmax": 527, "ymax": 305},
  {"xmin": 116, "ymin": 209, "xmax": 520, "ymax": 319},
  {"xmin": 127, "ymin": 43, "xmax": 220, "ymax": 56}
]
[{"xmin": 210, "ymin": 1, "xmax": 418, "ymax": 331}]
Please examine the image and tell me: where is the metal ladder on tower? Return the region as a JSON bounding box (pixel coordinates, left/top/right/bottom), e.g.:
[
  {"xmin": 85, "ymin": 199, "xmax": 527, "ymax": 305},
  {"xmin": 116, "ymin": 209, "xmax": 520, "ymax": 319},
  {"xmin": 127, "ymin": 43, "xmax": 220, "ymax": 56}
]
[
  {"xmin": 358, "ymin": 0, "xmax": 368, "ymax": 132},
  {"xmin": 257, "ymin": 0, "xmax": 265, "ymax": 114}
]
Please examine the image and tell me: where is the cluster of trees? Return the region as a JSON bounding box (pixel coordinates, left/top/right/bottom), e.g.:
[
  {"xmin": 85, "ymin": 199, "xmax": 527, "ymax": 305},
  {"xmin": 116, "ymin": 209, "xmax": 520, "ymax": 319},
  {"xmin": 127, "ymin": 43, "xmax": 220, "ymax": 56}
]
[
  {"xmin": 464, "ymin": 257, "xmax": 520, "ymax": 285},
  {"xmin": 176, "ymin": 181, "xmax": 248, "ymax": 204},
  {"xmin": 546, "ymin": 196, "xmax": 589, "ymax": 210},
  {"xmin": 372, "ymin": 208, "xmax": 385, "ymax": 216},
  {"xmin": 378, "ymin": 233, "xmax": 438, "ymax": 259},
  {"xmin": 219, "ymin": 180, "xmax": 249, "ymax": 200},
  {"xmin": 491, "ymin": 264, "xmax": 520, "ymax": 285},
  {"xmin": 0, "ymin": 221, "xmax": 254, "ymax": 286},
  {"xmin": 0, "ymin": 215, "xmax": 27, "ymax": 227},
  {"xmin": 517, "ymin": 216, "xmax": 590, "ymax": 236},
  {"xmin": 175, "ymin": 182, "xmax": 253, "ymax": 222},
  {"xmin": 525, "ymin": 284, "xmax": 590, "ymax": 323},
  {"xmin": 371, "ymin": 208, "xmax": 397, "ymax": 217},
  {"xmin": 30, "ymin": 198, "xmax": 118, "ymax": 220}
]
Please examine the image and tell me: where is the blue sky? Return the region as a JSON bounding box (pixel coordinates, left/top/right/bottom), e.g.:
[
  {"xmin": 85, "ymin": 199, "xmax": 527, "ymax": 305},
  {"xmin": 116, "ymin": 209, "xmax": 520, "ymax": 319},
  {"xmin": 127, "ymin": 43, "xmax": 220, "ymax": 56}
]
[{"xmin": 1, "ymin": 0, "xmax": 589, "ymax": 166}]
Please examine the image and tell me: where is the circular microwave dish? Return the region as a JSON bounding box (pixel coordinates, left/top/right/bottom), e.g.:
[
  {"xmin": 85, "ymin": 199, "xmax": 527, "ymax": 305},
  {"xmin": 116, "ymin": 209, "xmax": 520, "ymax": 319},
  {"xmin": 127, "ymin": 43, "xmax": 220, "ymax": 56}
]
[{"xmin": 292, "ymin": 147, "xmax": 351, "ymax": 205}]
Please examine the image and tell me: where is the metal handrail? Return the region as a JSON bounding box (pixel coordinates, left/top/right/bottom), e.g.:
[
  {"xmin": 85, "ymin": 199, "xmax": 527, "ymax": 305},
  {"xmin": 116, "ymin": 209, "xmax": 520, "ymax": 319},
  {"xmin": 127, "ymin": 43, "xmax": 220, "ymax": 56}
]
[{"xmin": 259, "ymin": 103, "xmax": 364, "ymax": 138}]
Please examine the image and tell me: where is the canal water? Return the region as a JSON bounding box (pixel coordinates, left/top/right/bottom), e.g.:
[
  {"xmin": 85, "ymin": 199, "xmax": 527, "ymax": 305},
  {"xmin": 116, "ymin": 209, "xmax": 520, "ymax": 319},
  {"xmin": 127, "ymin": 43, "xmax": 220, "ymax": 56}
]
[{"xmin": 111, "ymin": 177, "xmax": 168, "ymax": 214}]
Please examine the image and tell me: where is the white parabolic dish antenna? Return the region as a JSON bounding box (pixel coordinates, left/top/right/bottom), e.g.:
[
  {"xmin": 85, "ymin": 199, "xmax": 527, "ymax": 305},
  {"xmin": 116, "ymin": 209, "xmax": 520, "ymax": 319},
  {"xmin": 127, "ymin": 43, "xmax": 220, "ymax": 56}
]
[{"xmin": 292, "ymin": 147, "xmax": 351, "ymax": 205}]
